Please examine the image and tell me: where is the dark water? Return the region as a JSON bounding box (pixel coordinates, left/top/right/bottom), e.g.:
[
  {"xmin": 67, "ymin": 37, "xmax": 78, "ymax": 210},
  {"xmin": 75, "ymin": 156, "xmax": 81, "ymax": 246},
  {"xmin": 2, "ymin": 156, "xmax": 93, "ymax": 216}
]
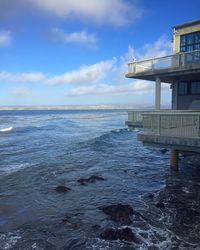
[{"xmin": 0, "ymin": 109, "xmax": 200, "ymax": 250}]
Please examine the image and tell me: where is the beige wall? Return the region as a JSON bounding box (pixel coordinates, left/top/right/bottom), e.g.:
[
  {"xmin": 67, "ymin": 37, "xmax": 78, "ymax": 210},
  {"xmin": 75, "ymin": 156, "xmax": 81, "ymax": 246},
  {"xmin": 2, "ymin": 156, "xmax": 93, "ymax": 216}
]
[{"xmin": 173, "ymin": 23, "xmax": 200, "ymax": 53}]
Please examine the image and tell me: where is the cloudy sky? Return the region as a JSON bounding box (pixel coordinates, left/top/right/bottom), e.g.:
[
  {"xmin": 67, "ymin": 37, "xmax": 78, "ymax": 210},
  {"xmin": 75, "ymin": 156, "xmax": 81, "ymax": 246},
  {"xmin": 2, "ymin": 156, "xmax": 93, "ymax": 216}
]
[{"xmin": 0, "ymin": 0, "xmax": 200, "ymax": 106}]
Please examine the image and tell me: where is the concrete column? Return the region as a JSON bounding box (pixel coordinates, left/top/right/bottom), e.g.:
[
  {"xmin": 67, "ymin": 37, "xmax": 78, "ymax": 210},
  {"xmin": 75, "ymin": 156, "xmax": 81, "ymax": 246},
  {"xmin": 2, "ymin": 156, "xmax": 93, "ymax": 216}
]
[
  {"xmin": 172, "ymin": 81, "xmax": 178, "ymax": 110},
  {"xmin": 170, "ymin": 149, "xmax": 179, "ymax": 171},
  {"xmin": 155, "ymin": 77, "xmax": 161, "ymax": 110}
]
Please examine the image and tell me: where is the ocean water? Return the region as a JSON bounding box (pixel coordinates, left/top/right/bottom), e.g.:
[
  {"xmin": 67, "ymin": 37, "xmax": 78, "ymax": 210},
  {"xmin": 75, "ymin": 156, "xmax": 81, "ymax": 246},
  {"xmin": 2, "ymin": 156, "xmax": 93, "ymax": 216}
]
[{"xmin": 0, "ymin": 109, "xmax": 200, "ymax": 250}]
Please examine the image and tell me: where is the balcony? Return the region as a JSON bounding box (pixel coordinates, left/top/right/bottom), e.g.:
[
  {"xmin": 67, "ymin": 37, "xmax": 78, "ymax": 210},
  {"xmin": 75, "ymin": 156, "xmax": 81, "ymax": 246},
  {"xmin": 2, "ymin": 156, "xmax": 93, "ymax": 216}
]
[
  {"xmin": 137, "ymin": 111, "xmax": 200, "ymax": 152},
  {"xmin": 125, "ymin": 110, "xmax": 148, "ymax": 127},
  {"xmin": 126, "ymin": 50, "xmax": 200, "ymax": 82}
]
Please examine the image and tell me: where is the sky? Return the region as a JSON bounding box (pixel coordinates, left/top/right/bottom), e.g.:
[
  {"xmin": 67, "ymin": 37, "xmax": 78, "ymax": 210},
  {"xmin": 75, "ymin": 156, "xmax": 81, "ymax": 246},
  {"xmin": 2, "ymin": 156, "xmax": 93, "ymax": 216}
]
[{"xmin": 0, "ymin": 0, "xmax": 200, "ymax": 107}]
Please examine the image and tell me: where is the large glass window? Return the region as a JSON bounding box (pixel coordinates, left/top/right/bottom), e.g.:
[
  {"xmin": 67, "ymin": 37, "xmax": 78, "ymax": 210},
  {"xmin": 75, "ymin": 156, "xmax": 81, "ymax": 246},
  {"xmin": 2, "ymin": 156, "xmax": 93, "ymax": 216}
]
[
  {"xmin": 178, "ymin": 81, "xmax": 188, "ymax": 95},
  {"xmin": 178, "ymin": 80, "xmax": 200, "ymax": 95},
  {"xmin": 180, "ymin": 31, "xmax": 200, "ymax": 52},
  {"xmin": 191, "ymin": 81, "xmax": 200, "ymax": 94}
]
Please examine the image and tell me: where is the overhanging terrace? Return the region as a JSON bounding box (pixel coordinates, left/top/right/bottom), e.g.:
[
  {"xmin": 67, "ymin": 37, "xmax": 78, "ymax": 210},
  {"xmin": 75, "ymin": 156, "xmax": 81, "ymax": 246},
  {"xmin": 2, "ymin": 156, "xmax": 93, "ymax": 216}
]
[
  {"xmin": 138, "ymin": 111, "xmax": 200, "ymax": 153},
  {"xmin": 126, "ymin": 50, "xmax": 200, "ymax": 83}
]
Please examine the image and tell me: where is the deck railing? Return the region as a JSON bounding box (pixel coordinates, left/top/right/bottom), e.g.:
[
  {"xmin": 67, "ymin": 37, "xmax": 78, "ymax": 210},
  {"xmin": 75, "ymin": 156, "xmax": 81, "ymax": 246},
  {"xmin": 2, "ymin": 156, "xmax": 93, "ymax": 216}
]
[
  {"xmin": 128, "ymin": 50, "xmax": 200, "ymax": 74},
  {"xmin": 126, "ymin": 110, "xmax": 151, "ymax": 127},
  {"xmin": 142, "ymin": 111, "xmax": 200, "ymax": 138}
]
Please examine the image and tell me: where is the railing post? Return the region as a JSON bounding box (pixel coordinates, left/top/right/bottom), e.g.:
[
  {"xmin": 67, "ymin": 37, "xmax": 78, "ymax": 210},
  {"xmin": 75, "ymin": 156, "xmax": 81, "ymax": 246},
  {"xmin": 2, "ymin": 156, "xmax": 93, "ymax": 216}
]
[
  {"xmin": 170, "ymin": 149, "xmax": 179, "ymax": 171},
  {"xmin": 182, "ymin": 53, "xmax": 185, "ymax": 67},
  {"xmin": 152, "ymin": 59, "xmax": 154, "ymax": 71},
  {"xmin": 155, "ymin": 77, "xmax": 161, "ymax": 110},
  {"xmin": 158, "ymin": 114, "xmax": 161, "ymax": 135}
]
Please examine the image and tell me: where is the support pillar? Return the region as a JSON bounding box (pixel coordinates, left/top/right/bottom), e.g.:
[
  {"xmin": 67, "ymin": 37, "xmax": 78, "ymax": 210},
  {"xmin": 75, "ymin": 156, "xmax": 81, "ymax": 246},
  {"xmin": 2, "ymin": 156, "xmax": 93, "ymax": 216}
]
[
  {"xmin": 170, "ymin": 149, "xmax": 179, "ymax": 171},
  {"xmin": 155, "ymin": 77, "xmax": 161, "ymax": 110}
]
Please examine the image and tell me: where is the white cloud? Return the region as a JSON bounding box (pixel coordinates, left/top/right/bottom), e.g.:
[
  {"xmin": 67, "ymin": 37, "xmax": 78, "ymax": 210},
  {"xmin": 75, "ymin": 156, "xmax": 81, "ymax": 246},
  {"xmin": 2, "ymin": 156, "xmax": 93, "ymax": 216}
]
[
  {"xmin": 64, "ymin": 36, "xmax": 172, "ymax": 97},
  {"xmin": 65, "ymin": 81, "xmax": 153, "ymax": 96},
  {"xmin": 0, "ymin": 35, "xmax": 171, "ymax": 101},
  {"xmin": 0, "ymin": 71, "xmax": 45, "ymax": 82},
  {"xmin": 50, "ymin": 28, "xmax": 97, "ymax": 46},
  {"xmin": 11, "ymin": 86, "xmax": 31, "ymax": 96},
  {"xmin": 28, "ymin": 0, "xmax": 142, "ymax": 26},
  {"xmin": 113, "ymin": 36, "xmax": 173, "ymax": 84},
  {"xmin": 142, "ymin": 36, "xmax": 173, "ymax": 59},
  {"xmin": 0, "ymin": 30, "xmax": 11, "ymax": 47},
  {"xmin": 46, "ymin": 58, "xmax": 116, "ymax": 85}
]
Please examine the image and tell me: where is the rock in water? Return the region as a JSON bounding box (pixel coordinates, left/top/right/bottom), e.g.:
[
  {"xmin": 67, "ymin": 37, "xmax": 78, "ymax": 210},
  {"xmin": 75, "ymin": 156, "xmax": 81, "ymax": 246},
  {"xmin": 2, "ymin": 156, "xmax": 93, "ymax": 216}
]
[
  {"xmin": 100, "ymin": 203, "xmax": 134, "ymax": 224},
  {"xmin": 55, "ymin": 185, "xmax": 71, "ymax": 193},
  {"xmin": 160, "ymin": 148, "xmax": 168, "ymax": 154},
  {"xmin": 155, "ymin": 202, "xmax": 165, "ymax": 209},
  {"xmin": 100, "ymin": 227, "xmax": 136, "ymax": 242},
  {"xmin": 100, "ymin": 228, "xmax": 118, "ymax": 240},
  {"xmin": 77, "ymin": 175, "xmax": 105, "ymax": 185}
]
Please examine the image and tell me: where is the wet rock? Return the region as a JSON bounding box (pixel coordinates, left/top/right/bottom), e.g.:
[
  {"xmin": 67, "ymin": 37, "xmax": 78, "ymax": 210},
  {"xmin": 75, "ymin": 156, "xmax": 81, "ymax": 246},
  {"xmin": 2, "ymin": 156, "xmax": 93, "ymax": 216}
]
[
  {"xmin": 147, "ymin": 193, "xmax": 154, "ymax": 199},
  {"xmin": 55, "ymin": 185, "xmax": 71, "ymax": 193},
  {"xmin": 148, "ymin": 245, "xmax": 160, "ymax": 250},
  {"xmin": 176, "ymin": 207, "xmax": 200, "ymax": 224},
  {"xmin": 62, "ymin": 216, "xmax": 81, "ymax": 229},
  {"xmin": 100, "ymin": 203, "xmax": 134, "ymax": 224},
  {"xmin": 160, "ymin": 148, "xmax": 168, "ymax": 154},
  {"xmin": 91, "ymin": 224, "xmax": 101, "ymax": 230},
  {"xmin": 155, "ymin": 202, "xmax": 165, "ymax": 209},
  {"xmin": 77, "ymin": 175, "xmax": 105, "ymax": 185},
  {"xmin": 100, "ymin": 227, "xmax": 136, "ymax": 242},
  {"xmin": 77, "ymin": 179, "xmax": 87, "ymax": 185},
  {"xmin": 63, "ymin": 238, "xmax": 86, "ymax": 250}
]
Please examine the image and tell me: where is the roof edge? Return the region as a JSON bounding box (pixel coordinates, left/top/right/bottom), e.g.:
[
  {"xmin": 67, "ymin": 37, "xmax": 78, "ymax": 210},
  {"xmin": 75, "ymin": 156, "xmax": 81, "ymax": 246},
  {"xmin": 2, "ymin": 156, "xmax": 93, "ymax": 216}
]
[{"xmin": 174, "ymin": 19, "xmax": 200, "ymax": 29}]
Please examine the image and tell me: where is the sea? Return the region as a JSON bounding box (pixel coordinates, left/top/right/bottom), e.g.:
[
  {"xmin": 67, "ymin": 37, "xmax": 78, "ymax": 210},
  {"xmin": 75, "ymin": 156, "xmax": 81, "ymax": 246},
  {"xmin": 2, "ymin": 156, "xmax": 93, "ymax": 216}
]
[{"xmin": 0, "ymin": 109, "xmax": 200, "ymax": 250}]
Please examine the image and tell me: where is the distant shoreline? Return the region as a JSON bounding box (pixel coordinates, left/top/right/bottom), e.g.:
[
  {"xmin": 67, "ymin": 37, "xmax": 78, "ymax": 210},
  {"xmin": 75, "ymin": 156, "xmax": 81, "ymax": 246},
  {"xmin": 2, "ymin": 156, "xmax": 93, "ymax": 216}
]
[{"xmin": 0, "ymin": 105, "xmax": 157, "ymax": 111}]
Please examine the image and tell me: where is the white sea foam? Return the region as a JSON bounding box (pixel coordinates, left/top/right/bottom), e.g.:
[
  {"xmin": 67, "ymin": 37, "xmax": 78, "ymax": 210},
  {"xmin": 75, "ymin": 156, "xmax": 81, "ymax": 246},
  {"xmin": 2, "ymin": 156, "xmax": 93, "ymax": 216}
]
[
  {"xmin": 0, "ymin": 232, "xmax": 21, "ymax": 250},
  {"xmin": 1, "ymin": 163, "xmax": 32, "ymax": 176},
  {"xmin": 0, "ymin": 127, "xmax": 13, "ymax": 132}
]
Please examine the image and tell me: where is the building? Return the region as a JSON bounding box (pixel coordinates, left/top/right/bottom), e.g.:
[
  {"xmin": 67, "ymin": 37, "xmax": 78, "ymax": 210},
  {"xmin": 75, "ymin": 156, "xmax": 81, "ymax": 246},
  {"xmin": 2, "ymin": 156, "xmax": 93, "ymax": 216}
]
[{"xmin": 126, "ymin": 19, "xmax": 200, "ymax": 170}]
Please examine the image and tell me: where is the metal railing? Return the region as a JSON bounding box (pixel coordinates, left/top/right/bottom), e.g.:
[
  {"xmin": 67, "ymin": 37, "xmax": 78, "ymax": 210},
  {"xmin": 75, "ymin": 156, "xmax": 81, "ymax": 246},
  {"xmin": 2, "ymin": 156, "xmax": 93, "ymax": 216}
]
[
  {"xmin": 142, "ymin": 111, "xmax": 200, "ymax": 138},
  {"xmin": 126, "ymin": 110, "xmax": 152, "ymax": 127},
  {"xmin": 128, "ymin": 50, "xmax": 200, "ymax": 74}
]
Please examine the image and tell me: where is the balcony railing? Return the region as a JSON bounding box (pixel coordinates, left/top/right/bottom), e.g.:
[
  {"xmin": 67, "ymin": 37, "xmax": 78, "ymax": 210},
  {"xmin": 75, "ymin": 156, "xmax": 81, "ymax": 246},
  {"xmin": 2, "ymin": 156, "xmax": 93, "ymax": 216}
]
[
  {"xmin": 128, "ymin": 50, "xmax": 200, "ymax": 74},
  {"xmin": 126, "ymin": 110, "xmax": 152, "ymax": 127},
  {"xmin": 142, "ymin": 111, "xmax": 200, "ymax": 138}
]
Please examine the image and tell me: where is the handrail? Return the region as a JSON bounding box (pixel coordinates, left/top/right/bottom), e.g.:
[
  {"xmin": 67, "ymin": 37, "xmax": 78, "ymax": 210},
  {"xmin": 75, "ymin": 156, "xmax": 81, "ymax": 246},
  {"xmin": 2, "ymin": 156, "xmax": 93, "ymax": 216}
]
[
  {"xmin": 142, "ymin": 111, "xmax": 200, "ymax": 138},
  {"xmin": 127, "ymin": 49, "xmax": 200, "ymax": 66},
  {"xmin": 127, "ymin": 50, "xmax": 200, "ymax": 74}
]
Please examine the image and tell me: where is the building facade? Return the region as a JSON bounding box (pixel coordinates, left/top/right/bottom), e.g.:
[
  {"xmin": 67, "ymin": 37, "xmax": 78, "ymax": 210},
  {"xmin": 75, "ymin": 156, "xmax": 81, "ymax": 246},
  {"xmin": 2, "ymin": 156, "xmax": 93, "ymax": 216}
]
[
  {"xmin": 172, "ymin": 20, "xmax": 200, "ymax": 110},
  {"xmin": 126, "ymin": 19, "xmax": 200, "ymax": 170}
]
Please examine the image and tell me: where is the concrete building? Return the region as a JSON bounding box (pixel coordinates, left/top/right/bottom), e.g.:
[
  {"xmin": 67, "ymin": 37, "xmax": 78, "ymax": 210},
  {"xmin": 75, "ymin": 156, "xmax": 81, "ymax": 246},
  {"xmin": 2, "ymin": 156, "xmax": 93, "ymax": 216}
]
[{"xmin": 126, "ymin": 19, "xmax": 200, "ymax": 170}]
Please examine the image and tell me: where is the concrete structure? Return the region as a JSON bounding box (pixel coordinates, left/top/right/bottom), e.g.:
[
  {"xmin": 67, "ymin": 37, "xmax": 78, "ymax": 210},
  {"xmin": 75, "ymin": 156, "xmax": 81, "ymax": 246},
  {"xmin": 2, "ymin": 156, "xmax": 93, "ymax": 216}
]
[{"xmin": 126, "ymin": 19, "xmax": 200, "ymax": 170}]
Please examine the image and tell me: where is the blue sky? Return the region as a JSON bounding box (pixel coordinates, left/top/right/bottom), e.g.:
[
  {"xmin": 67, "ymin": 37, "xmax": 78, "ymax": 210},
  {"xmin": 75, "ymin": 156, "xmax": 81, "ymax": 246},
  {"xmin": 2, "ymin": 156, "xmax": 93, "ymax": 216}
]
[{"xmin": 0, "ymin": 0, "xmax": 200, "ymax": 107}]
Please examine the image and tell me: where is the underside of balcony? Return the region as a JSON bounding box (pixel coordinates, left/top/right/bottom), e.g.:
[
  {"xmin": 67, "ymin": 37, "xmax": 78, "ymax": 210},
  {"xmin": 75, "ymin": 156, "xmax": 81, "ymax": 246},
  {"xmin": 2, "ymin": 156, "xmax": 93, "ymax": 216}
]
[{"xmin": 138, "ymin": 133, "xmax": 200, "ymax": 153}]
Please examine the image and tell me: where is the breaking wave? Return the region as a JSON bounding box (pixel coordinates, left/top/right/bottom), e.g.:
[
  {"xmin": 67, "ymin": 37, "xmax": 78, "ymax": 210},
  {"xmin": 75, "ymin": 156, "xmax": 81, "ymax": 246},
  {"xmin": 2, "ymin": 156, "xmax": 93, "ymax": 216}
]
[{"xmin": 0, "ymin": 127, "xmax": 13, "ymax": 132}]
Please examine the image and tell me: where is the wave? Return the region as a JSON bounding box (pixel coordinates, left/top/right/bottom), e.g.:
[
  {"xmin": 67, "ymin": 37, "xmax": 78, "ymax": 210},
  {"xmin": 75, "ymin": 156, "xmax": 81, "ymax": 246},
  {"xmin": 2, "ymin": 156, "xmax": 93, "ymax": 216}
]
[
  {"xmin": 77, "ymin": 128, "xmax": 130, "ymax": 152},
  {"xmin": 0, "ymin": 127, "xmax": 13, "ymax": 132},
  {"xmin": 0, "ymin": 163, "xmax": 32, "ymax": 176}
]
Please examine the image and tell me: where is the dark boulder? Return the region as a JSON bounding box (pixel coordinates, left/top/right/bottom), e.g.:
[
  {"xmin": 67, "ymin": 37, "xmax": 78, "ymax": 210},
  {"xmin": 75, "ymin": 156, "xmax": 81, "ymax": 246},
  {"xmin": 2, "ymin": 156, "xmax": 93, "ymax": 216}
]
[
  {"xmin": 147, "ymin": 193, "xmax": 154, "ymax": 199},
  {"xmin": 77, "ymin": 175, "xmax": 105, "ymax": 185},
  {"xmin": 176, "ymin": 207, "xmax": 200, "ymax": 224},
  {"xmin": 100, "ymin": 227, "xmax": 136, "ymax": 242},
  {"xmin": 160, "ymin": 148, "xmax": 168, "ymax": 154},
  {"xmin": 155, "ymin": 202, "xmax": 165, "ymax": 209},
  {"xmin": 55, "ymin": 185, "xmax": 71, "ymax": 193},
  {"xmin": 100, "ymin": 203, "xmax": 134, "ymax": 224}
]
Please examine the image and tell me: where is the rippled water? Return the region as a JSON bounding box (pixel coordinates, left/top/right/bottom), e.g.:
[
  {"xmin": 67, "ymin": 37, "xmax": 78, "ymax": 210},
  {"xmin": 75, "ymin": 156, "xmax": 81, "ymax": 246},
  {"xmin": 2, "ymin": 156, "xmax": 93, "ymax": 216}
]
[{"xmin": 0, "ymin": 109, "xmax": 200, "ymax": 250}]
